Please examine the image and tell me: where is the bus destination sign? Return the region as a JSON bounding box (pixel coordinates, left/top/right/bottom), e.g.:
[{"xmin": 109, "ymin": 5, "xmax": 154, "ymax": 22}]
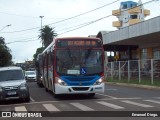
[
  {"xmin": 57, "ymin": 40, "xmax": 102, "ymax": 47},
  {"xmin": 68, "ymin": 41, "xmax": 96, "ymax": 46}
]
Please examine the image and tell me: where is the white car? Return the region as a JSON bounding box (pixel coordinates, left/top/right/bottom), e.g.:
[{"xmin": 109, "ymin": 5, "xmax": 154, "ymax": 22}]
[
  {"xmin": 0, "ymin": 66, "xmax": 30, "ymax": 102},
  {"xmin": 25, "ymin": 71, "xmax": 36, "ymax": 81}
]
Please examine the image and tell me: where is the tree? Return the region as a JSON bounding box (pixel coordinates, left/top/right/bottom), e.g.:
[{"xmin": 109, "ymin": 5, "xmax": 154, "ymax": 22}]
[
  {"xmin": 39, "ymin": 25, "xmax": 57, "ymax": 48},
  {"xmin": 0, "ymin": 37, "xmax": 12, "ymax": 67},
  {"xmin": 33, "ymin": 47, "xmax": 45, "ymax": 61}
]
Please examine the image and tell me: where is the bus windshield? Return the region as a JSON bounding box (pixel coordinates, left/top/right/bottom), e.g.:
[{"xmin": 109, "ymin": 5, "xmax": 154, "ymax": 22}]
[{"xmin": 56, "ymin": 49, "xmax": 103, "ymax": 76}]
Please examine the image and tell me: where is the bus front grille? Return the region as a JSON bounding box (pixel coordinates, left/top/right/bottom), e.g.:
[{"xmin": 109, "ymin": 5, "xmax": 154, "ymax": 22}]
[
  {"xmin": 72, "ymin": 87, "xmax": 89, "ymax": 91},
  {"xmin": 64, "ymin": 76, "xmax": 96, "ymax": 81}
]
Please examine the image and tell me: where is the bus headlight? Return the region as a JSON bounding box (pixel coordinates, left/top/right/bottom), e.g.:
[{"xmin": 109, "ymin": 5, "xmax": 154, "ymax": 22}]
[
  {"xmin": 40, "ymin": 76, "xmax": 43, "ymax": 81},
  {"xmin": 94, "ymin": 77, "xmax": 103, "ymax": 85},
  {"xmin": 56, "ymin": 77, "xmax": 68, "ymax": 86}
]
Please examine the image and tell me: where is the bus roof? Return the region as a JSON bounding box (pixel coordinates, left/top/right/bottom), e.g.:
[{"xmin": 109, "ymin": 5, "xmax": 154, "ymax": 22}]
[{"xmin": 55, "ymin": 37, "xmax": 100, "ymax": 40}]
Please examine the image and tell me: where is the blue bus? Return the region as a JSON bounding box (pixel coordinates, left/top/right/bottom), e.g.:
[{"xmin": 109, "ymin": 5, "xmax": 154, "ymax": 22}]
[{"xmin": 37, "ymin": 37, "xmax": 105, "ymax": 97}]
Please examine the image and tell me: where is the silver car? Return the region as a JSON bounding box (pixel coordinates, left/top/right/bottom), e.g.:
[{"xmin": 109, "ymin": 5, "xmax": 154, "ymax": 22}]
[
  {"xmin": 25, "ymin": 71, "xmax": 36, "ymax": 81},
  {"xmin": 0, "ymin": 66, "xmax": 30, "ymax": 102}
]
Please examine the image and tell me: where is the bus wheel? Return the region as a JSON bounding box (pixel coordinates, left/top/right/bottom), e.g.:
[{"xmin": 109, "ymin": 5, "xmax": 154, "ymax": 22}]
[
  {"xmin": 45, "ymin": 88, "xmax": 49, "ymax": 92},
  {"xmin": 38, "ymin": 83, "xmax": 44, "ymax": 88},
  {"xmin": 54, "ymin": 94, "xmax": 59, "ymax": 98},
  {"xmin": 88, "ymin": 93, "xmax": 95, "ymax": 97}
]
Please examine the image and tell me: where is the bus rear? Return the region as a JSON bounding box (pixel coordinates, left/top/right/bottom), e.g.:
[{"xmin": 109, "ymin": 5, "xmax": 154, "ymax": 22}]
[{"xmin": 54, "ymin": 37, "xmax": 105, "ymax": 96}]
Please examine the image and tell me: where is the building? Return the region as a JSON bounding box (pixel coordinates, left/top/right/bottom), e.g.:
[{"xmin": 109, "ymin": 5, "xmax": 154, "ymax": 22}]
[
  {"xmin": 96, "ymin": 0, "xmax": 160, "ymax": 81},
  {"xmin": 112, "ymin": 0, "xmax": 150, "ymax": 29},
  {"xmin": 96, "ymin": 0, "xmax": 160, "ymax": 62}
]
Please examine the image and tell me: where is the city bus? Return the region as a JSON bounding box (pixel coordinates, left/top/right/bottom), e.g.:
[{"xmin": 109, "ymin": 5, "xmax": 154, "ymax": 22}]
[{"xmin": 37, "ymin": 37, "xmax": 105, "ymax": 97}]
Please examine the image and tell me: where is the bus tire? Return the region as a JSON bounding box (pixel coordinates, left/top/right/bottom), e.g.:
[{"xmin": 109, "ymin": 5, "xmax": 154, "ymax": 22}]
[
  {"xmin": 45, "ymin": 88, "xmax": 49, "ymax": 92},
  {"xmin": 23, "ymin": 96, "xmax": 30, "ymax": 102},
  {"xmin": 37, "ymin": 83, "xmax": 44, "ymax": 88},
  {"xmin": 54, "ymin": 94, "xmax": 59, "ymax": 98},
  {"xmin": 88, "ymin": 93, "xmax": 95, "ymax": 97}
]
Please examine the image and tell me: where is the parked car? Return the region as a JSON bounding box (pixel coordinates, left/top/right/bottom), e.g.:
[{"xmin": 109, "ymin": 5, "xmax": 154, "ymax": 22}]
[
  {"xmin": 0, "ymin": 66, "xmax": 30, "ymax": 102},
  {"xmin": 25, "ymin": 71, "xmax": 36, "ymax": 81}
]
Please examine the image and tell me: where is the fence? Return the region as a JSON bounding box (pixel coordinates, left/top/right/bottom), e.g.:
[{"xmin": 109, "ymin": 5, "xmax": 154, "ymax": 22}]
[{"xmin": 105, "ymin": 59, "xmax": 160, "ymax": 85}]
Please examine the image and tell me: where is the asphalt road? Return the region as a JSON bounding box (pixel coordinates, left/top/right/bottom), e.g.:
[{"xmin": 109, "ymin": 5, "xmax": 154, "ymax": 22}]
[{"xmin": 0, "ymin": 82, "xmax": 160, "ymax": 120}]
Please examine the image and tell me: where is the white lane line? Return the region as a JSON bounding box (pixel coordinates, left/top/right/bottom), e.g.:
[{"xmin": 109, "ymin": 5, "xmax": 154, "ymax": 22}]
[
  {"xmin": 144, "ymin": 100, "xmax": 160, "ymax": 104},
  {"xmin": 30, "ymin": 97, "xmax": 35, "ymax": 102},
  {"xmin": 96, "ymin": 93, "xmax": 118, "ymax": 99},
  {"xmin": 100, "ymin": 97, "xmax": 141, "ymax": 101},
  {"xmin": 121, "ymin": 100, "xmax": 154, "ymax": 107},
  {"xmin": 15, "ymin": 106, "xmax": 27, "ymax": 112},
  {"xmin": 96, "ymin": 101, "xmax": 124, "ymax": 109},
  {"xmin": 70, "ymin": 103, "xmax": 94, "ymax": 111},
  {"xmin": 43, "ymin": 104, "xmax": 60, "ymax": 112},
  {"xmin": 156, "ymin": 97, "xmax": 160, "ymax": 99}
]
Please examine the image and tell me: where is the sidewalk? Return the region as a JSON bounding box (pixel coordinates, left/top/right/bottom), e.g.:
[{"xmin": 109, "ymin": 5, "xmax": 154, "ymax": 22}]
[{"xmin": 106, "ymin": 82, "xmax": 160, "ymax": 90}]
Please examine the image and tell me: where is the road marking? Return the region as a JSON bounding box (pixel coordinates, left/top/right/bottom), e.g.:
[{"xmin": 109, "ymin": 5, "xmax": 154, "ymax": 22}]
[
  {"xmin": 121, "ymin": 100, "xmax": 154, "ymax": 107},
  {"xmin": 144, "ymin": 100, "xmax": 160, "ymax": 104},
  {"xmin": 14, "ymin": 106, "xmax": 27, "ymax": 112},
  {"xmin": 0, "ymin": 101, "xmax": 61, "ymax": 107},
  {"xmin": 43, "ymin": 104, "xmax": 60, "ymax": 111},
  {"xmin": 100, "ymin": 97, "xmax": 141, "ymax": 100},
  {"xmin": 70, "ymin": 103, "xmax": 94, "ymax": 111},
  {"xmin": 96, "ymin": 93, "xmax": 118, "ymax": 99},
  {"xmin": 156, "ymin": 97, "xmax": 160, "ymax": 99},
  {"xmin": 96, "ymin": 101, "xmax": 124, "ymax": 109},
  {"xmin": 30, "ymin": 97, "xmax": 35, "ymax": 102}
]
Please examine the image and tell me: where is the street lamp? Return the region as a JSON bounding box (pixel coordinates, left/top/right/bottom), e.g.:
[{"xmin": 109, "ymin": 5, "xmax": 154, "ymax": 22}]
[
  {"xmin": 0, "ymin": 24, "xmax": 11, "ymax": 32},
  {"xmin": 39, "ymin": 16, "xmax": 44, "ymax": 29}
]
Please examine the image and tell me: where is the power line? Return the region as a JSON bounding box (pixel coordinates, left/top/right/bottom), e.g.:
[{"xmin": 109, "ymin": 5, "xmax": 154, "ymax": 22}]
[
  {"xmin": 1, "ymin": 0, "xmax": 120, "ymax": 34},
  {"xmin": 58, "ymin": 0, "xmax": 156, "ymax": 35},
  {"xmin": 6, "ymin": 39, "xmax": 39, "ymax": 44},
  {"xmin": 0, "ymin": 11, "xmax": 39, "ymax": 18},
  {"xmin": 6, "ymin": 0, "xmax": 156, "ymax": 44},
  {"xmin": 58, "ymin": 15, "xmax": 112, "ymax": 35}
]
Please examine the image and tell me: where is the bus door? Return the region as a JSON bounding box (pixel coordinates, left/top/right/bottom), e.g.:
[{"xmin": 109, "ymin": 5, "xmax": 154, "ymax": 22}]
[
  {"xmin": 48, "ymin": 51, "xmax": 54, "ymax": 91},
  {"xmin": 44, "ymin": 53, "xmax": 49, "ymax": 89}
]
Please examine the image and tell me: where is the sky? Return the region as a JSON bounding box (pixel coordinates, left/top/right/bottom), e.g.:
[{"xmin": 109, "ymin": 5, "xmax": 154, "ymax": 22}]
[{"xmin": 0, "ymin": 0, "xmax": 160, "ymax": 63}]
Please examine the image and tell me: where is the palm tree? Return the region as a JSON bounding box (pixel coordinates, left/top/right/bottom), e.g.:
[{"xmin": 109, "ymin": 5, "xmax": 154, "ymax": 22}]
[{"xmin": 39, "ymin": 25, "xmax": 57, "ymax": 48}]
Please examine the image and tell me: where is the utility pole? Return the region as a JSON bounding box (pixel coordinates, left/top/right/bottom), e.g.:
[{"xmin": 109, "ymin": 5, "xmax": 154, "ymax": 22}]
[
  {"xmin": 39, "ymin": 16, "xmax": 44, "ymax": 29},
  {"xmin": 39, "ymin": 16, "xmax": 44, "ymax": 47}
]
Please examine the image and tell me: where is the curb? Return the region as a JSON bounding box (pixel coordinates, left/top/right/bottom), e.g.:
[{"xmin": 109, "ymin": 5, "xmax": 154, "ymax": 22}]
[{"xmin": 106, "ymin": 82, "xmax": 160, "ymax": 90}]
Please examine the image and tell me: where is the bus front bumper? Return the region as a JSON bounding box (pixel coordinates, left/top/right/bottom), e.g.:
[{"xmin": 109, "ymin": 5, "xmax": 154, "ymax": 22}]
[{"xmin": 55, "ymin": 83, "xmax": 104, "ymax": 94}]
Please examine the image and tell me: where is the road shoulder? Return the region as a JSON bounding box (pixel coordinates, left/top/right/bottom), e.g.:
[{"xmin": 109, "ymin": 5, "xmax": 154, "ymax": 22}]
[{"xmin": 106, "ymin": 82, "xmax": 160, "ymax": 90}]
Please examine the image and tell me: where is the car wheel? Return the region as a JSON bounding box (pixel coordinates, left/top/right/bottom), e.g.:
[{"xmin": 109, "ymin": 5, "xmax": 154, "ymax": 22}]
[{"xmin": 24, "ymin": 96, "xmax": 30, "ymax": 102}]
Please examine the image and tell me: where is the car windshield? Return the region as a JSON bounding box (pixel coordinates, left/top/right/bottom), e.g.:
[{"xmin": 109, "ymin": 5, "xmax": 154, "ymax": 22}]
[
  {"xmin": 56, "ymin": 49, "xmax": 103, "ymax": 76},
  {"xmin": 0, "ymin": 70, "xmax": 24, "ymax": 82},
  {"xmin": 25, "ymin": 71, "xmax": 36, "ymax": 75}
]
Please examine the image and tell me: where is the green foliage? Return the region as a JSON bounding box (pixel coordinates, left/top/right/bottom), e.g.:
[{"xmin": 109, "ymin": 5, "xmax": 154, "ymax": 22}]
[
  {"xmin": 39, "ymin": 25, "xmax": 57, "ymax": 48},
  {"xmin": 0, "ymin": 37, "xmax": 12, "ymax": 67},
  {"xmin": 33, "ymin": 47, "xmax": 45, "ymax": 60}
]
